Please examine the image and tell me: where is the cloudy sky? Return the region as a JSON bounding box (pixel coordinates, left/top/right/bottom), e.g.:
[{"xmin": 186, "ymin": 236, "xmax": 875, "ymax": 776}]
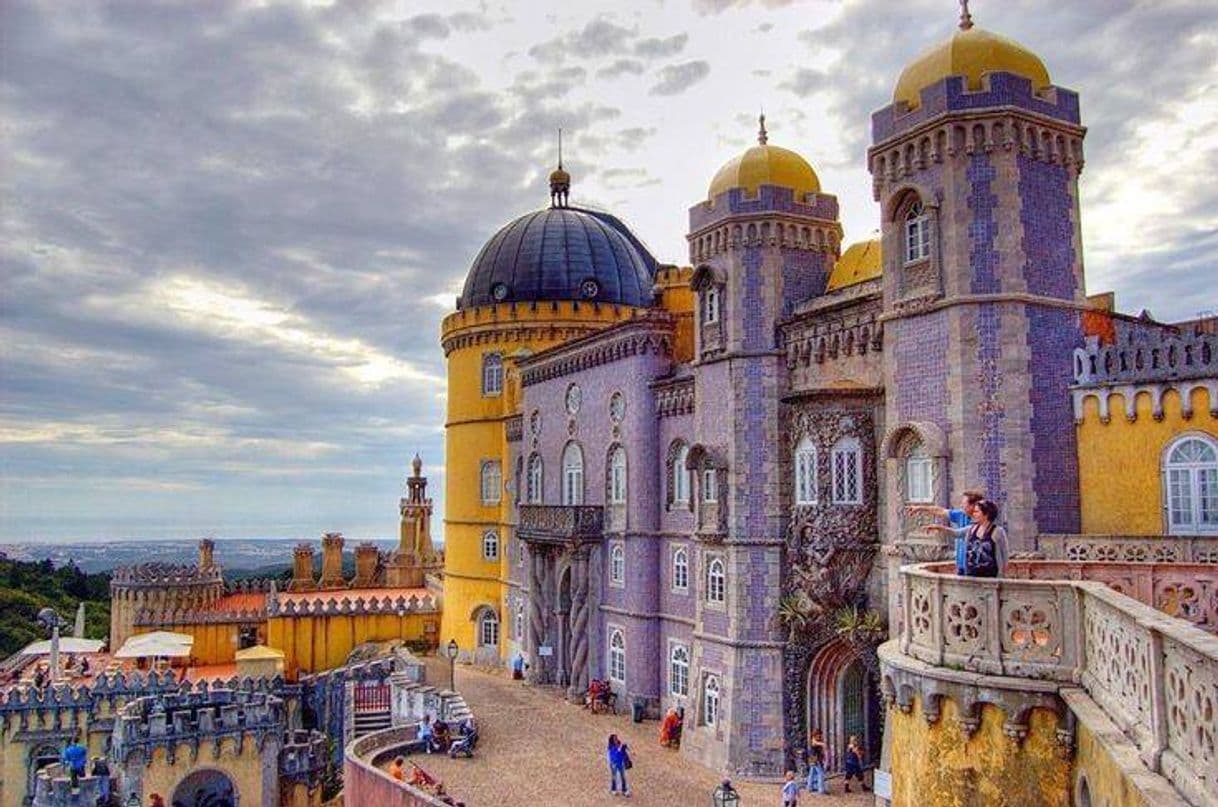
[{"xmin": 2, "ymin": 0, "xmax": 1215, "ymax": 544}]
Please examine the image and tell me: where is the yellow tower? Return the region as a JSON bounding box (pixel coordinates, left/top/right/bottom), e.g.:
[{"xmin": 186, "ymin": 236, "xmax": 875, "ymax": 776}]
[{"xmin": 438, "ymin": 158, "xmax": 660, "ymax": 658}]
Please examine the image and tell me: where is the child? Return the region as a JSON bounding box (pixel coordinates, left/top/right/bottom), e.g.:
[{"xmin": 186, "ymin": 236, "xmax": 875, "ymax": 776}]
[
  {"xmin": 843, "ymin": 735, "xmax": 869, "ymax": 794},
  {"xmin": 782, "ymin": 770, "xmax": 800, "ymax": 806},
  {"xmin": 389, "ymin": 756, "xmax": 406, "ymax": 781}
]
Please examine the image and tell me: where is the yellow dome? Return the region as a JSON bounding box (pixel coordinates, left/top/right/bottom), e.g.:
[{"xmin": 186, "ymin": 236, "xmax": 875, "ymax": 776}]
[
  {"xmin": 826, "ymin": 239, "xmax": 882, "ymax": 291},
  {"xmin": 708, "ymin": 117, "xmax": 820, "ymax": 201},
  {"xmin": 894, "ymin": 25, "xmax": 1051, "ymax": 110}
]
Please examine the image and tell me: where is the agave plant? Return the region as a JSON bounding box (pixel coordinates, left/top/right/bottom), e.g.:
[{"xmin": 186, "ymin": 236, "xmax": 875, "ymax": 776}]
[
  {"xmin": 777, "ymin": 591, "xmax": 818, "ymax": 631},
  {"xmin": 833, "ymin": 606, "xmax": 886, "ymax": 646}
]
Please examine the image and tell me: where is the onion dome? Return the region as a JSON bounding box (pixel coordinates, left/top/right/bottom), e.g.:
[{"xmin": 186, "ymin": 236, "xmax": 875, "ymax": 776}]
[
  {"xmin": 826, "ymin": 239, "xmax": 881, "ymax": 292},
  {"xmin": 894, "ymin": 3, "xmax": 1051, "ymax": 110},
  {"xmin": 458, "ymin": 206, "xmax": 657, "ymax": 310},
  {"xmin": 708, "ymin": 114, "xmax": 821, "ymax": 201}
]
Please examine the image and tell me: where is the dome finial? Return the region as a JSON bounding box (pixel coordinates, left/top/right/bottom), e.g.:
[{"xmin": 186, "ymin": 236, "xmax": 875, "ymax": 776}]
[
  {"xmin": 758, "ymin": 111, "xmax": 768, "ymax": 145},
  {"xmin": 549, "ymin": 127, "xmax": 571, "ymax": 208},
  {"xmin": 958, "ymin": 0, "xmax": 974, "ymax": 30}
]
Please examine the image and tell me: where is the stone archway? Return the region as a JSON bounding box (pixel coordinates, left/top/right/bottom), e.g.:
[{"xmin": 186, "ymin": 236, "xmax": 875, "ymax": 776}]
[
  {"xmin": 806, "ymin": 639, "xmax": 876, "ymax": 771},
  {"xmin": 170, "ymin": 768, "xmax": 238, "ymax": 807}
]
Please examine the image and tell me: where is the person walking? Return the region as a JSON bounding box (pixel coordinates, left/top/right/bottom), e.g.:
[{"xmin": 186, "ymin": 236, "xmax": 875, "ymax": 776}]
[
  {"xmin": 843, "ymin": 735, "xmax": 869, "ymax": 794},
  {"xmin": 782, "ymin": 770, "xmax": 800, "ymax": 806},
  {"xmin": 908, "ymin": 490, "xmax": 984, "ymax": 574},
  {"xmin": 805, "ymin": 729, "xmax": 828, "ymax": 795},
  {"xmin": 607, "ymin": 733, "xmax": 631, "ymax": 797}
]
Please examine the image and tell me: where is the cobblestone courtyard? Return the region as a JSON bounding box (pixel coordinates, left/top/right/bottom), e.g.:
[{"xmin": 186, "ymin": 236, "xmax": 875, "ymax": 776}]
[{"xmin": 391, "ymin": 659, "xmax": 873, "ymax": 807}]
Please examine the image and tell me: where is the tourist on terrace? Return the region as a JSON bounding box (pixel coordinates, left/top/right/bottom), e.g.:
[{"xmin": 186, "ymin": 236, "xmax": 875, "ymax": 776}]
[
  {"xmin": 805, "ymin": 728, "xmax": 827, "ymax": 795},
  {"xmin": 511, "ymin": 652, "xmax": 525, "ymax": 680},
  {"xmin": 419, "ymin": 714, "xmax": 434, "ymax": 753},
  {"xmin": 61, "ymin": 740, "xmax": 87, "ymax": 786},
  {"xmin": 907, "ymin": 490, "xmax": 984, "ymax": 575},
  {"xmin": 389, "ymin": 756, "xmax": 406, "ymax": 781},
  {"xmin": 923, "ymin": 499, "xmax": 1008, "ymax": 577},
  {"xmin": 607, "ymin": 733, "xmax": 631, "ymax": 797},
  {"xmin": 843, "ymin": 735, "xmax": 869, "ymax": 793},
  {"xmin": 432, "ymin": 720, "xmax": 452, "ymax": 753}
]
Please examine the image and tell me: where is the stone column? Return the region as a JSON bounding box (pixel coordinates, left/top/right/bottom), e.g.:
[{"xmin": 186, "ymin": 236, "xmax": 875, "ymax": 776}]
[
  {"xmin": 567, "ymin": 549, "xmax": 591, "ymax": 702},
  {"xmin": 527, "ymin": 546, "xmax": 550, "ymax": 684}
]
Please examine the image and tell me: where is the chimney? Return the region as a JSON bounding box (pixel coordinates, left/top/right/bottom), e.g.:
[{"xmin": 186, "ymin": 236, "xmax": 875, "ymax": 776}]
[
  {"xmin": 289, "ymin": 543, "xmax": 317, "ymax": 592},
  {"xmin": 353, "ymin": 543, "xmax": 380, "ymax": 588},
  {"xmin": 318, "ymin": 533, "xmax": 346, "ymax": 589},
  {"xmin": 198, "ymin": 538, "xmax": 215, "ymax": 570}
]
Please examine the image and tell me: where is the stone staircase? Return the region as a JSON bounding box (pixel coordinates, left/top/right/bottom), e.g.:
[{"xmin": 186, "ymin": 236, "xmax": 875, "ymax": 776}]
[{"xmin": 352, "ymin": 707, "xmax": 392, "ymax": 736}]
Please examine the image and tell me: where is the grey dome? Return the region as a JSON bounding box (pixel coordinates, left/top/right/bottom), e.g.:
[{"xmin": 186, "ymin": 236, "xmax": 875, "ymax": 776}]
[{"xmin": 458, "ymin": 206, "xmax": 658, "ymax": 310}]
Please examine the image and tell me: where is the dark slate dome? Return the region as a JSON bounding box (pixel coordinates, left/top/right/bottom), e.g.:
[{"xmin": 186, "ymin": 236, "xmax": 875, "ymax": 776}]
[{"xmin": 458, "ymin": 206, "xmax": 658, "ymax": 310}]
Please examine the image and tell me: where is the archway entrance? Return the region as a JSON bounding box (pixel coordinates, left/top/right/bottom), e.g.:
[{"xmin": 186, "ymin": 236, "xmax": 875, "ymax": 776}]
[
  {"xmin": 171, "ymin": 768, "xmax": 238, "ymax": 807},
  {"xmin": 806, "ymin": 639, "xmax": 877, "ymax": 771}
]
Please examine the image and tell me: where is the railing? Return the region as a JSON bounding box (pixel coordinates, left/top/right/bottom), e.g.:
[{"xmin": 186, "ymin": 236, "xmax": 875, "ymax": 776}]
[
  {"xmin": 1038, "ymin": 534, "xmax": 1218, "ymax": 564},
  {"xmin": 898, "ymin": 562, "xmax": 1218, "ymax": 806},
  {"xmin": 354, "ymin": 681, "xmax": 392, "ymax": 713},
  {"xmin": 1072, "ymin": 330, "xmax": 1218, "ymax": 385},
  {"xmin": 517, "ymin": 505, "xmax": 604, "ymax": 542}
]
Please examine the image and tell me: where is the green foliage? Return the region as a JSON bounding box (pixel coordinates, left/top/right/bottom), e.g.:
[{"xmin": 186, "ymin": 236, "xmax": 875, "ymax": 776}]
[
  {"xmin": 832, "ymin": 606, "xmax": 886, "ymax": 646},
  {"xmin": 0, "ymin": 557, "xmax": 112, "ymax": 659}
]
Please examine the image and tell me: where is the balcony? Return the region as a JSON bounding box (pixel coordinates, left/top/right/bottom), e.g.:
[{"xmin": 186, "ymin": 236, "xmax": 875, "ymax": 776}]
[{"xmin": 517, "ymin": 505, "xmax": 604, "ymax": 545}]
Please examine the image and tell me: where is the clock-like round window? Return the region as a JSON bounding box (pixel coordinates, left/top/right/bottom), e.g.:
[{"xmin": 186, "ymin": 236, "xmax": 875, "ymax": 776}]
[
  {"xmin": 491, "ymin": 283, "xmax": 509, "ymax": 301},
  {"xmin": 609, "ymin": 391, "xmax": 625, "ymax": 423},
  {"xmin": 565, "ymin": 384, "xmax": 582, "ymax": 415},
  {"xmin": 580, "ymin": 279, "xmax": 600, "ymax": 299}
]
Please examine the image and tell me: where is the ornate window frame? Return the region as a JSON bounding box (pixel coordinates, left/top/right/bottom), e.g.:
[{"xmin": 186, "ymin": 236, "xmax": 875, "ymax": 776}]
[
  {"xmin": 702, "ymin": 672, "xmax": 721, "ymax": 727},
  {"xmin": 667, "ymin": 440, "xmax": 692, "ymax": 509},
  {"xmin": 527, "ymin": 453, "xmax": 543, "ymax": 504},
  {"xmin": 609, "ymin": 541, "xmax": 626, "ymax": 587},
  {"xmin": 669, "ymin": 641, "xmax": 690, "ymax": 697},
  {"xmin": 1162, "ymin": 432, "xmax": 1218, "ymax": 535},
  {"xmin": 480, "ymin": 460, "xmax": 502, "ymax": 505},
  {"xmin": 476, "ymin": 607, "xmax": 499, "ymax": 648},
  {"xmin": 705, "ymin": 554, "xmax": 726, "ymax": 606},
  {"xmin": 562, "ymin": 441, "xmax": 585, "ymax": 506},
  {"xmin": 795, "ymin": 435, "xmax": 818, "ymax": 505},
  {"xmin": 481, "ymin": 530, "xmax": 499, "ymax": 561},
  {"xmin": 608, "ymin": 627, "xmax": 626, "ymax": 683},
  {"xmin": 481, "ymin": 352, "xmax": 504, "ymax": 396},
  {"xmin": 671, "ymin": 545, "xmax": 689, "ymax": 593},
  {"xmin": 830, "ymin": 436, "xmax": 863, "ymax": 505}
]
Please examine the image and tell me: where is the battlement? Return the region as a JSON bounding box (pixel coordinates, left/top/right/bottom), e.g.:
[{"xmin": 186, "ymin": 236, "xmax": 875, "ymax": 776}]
[
  {"xmin": 1073, "ymin": 330, "xmax": 1218, "ymax": 387},
  {"xmin": 689, "ymin": 184, "xmax": 840, "ymax": 234},
  {"xmin": 0, "ymin": 672, "xmax": 291, "ymax": 716},
  {"xmin": 133, "ymin": 604, "xmax": 267, "ymax": 626},
  {"xmin": 32, "ymin": 763, "xmax": 111, "ymax": 807},
  {"xmin": 111, "ymin": 689, "xmax": 284, "ymax": 763},
  {"xmin": 111, "ymin": 561, "xmax": 223, "ymax": 588},
  {"xmin": 279, "ymin": 728, "xmax": 329, "ymax": 784},
  {"xmin": 269, "ymin": 590, "xmax": 439, "ymax": 617},
  {"xmin": 440, "ymin": 299, "xmax": 639, "ymax": 354}
]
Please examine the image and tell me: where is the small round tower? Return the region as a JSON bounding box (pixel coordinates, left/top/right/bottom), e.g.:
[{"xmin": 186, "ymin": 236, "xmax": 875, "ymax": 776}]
[{"xmin": 108, "ymin": 539, "xmax": 224, "ymax": 652}]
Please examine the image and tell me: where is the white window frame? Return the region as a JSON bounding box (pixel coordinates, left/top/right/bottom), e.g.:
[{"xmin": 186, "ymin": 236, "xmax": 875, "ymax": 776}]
[
  {"xmin": 706, "ymin": 556, "xmax": 726, "ymax": 604},
  {"xmin": 481, "ymin": 352, "xmax": 504, "ymax": 396},
  {"xmin": 609, "ymin": 542, "xmax": 625, "ymax": 587},
  {"xmin": 904, "ymin": 200, "xmax": 930, "ymax": 264},
  {"xmin": 702, "ymin": 468, "xmax": 717, "ymax": 503},
  {"xmin": 478, "ymin": 609, "xmax": 499, "ymax": 647},
  {"xmin": 906, "ymin": 446, "xmax": 934, "ymax": 504},
  {"xmin": 831, "ymin": 436, "xmax": 863, "ymax": 505},
  {"xmin": 669, "ymin": 642, "xmax": 690, "ymax": 697},
  {"xmin": 673, "ymin": 444, "xmax": 691, "ymax": 504},
  {"xmin": 562, "ymin": 442, "xmax": 584, "ymax": 506},
  {"xmin": 527, "ymin": 454, "xmax": 543, "ymax": 504},
  {"xmin": 703, "ymin": 673, "xmax": 721, "ymax": 727},
  {"xmin": 1163, "ymin": 434, "xmax": 1218, "ymax": 535},
  {"xmin": 481, "ymin": 530, "xmax": 499, "ymax": 561},
  {"xmin": 608, "ymin": 629, "xmax": 626, "ymax": 683},
  {"xmin": 795, "ymin": 437, "xmax": 818, "ymax": 505},
  {"xmin": 480, "ymin": 460, "xmax": 502, "ymax": 505},
  {"xmin": 609, "ymin": 446, "xmax": 627, "ymax": 504},
  {"xmin": 672, "ymin": 546, "xmax": 689, "ymax": 593}
]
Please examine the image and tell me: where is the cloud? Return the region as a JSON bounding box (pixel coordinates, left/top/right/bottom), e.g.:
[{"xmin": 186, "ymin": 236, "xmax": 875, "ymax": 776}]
[
  {"xmin": 649, "ymin": 60, "xmax": 711, "ymax": 96},
  {"xmin": 528, "ymin": 17, "xmax": 636, "ymax": 64},
  {"xmin": 779, "ymin": 67, "xmax": 827, "ymax": 98},
  {"xmin": 597, "ymin": 58, "xmax": 646, "ymax": 79},
  {"xmin": 634, "ymin": 33, "xmax": 688, "ymax": 59}
]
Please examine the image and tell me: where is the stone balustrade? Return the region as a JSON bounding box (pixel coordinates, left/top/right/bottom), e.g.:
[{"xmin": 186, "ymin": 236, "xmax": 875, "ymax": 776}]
[
  {"xmin": 517, "ymin": 504, "xmax": 605, "ymax": 543},
  {"xmin": 1072, "ymin": 329, "xmax": 1218, "ymax": 386},
  {"xmin": 1038, "ymin": 534, "xmax": 1218, "ymax": 565},
  {"xmin": 896, "ymin": 561, "xmax": 1218, "ymax": 805}
]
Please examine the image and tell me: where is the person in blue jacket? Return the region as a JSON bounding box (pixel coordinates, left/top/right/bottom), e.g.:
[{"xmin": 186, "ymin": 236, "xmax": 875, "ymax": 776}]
[
  {"xmin": 908, "ymin": 490, "xmax": 984, "ymax": 574},
  {"xmin": 61, "ymin": 741, "xmax": 87, "ymax": 786},
  {"xmin": 607, "ymin": 733, "xmax": 631, "ymax": 797}
]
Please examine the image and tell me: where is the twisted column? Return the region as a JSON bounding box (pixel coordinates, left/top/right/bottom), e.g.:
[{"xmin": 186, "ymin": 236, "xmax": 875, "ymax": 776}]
[
  {"xmin": 528, "ymin": 547, "xmax": 548, "ymax": 683},
  {"xmin": 567, "ymin": 550, "xmax": 591, "ymax": 701}
]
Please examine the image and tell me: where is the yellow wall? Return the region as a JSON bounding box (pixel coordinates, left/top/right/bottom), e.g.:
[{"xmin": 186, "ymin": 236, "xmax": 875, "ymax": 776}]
[
  {"xmin": 1073, "ymin": 718, "xmax": 1153, "ymax": 807},
  {"xmin": 140, "ymin": 738, "xmax": 264, "ymax": 806},
  {"xmin": 656, "ymin": 265, "xmax": 695, "ymax": 363},
  {"xmin": 886, "ymin": 696, "xmax": 1070, "ymax": 807},
  {"xmin": 1078, "ymin": 386, "xmax": 1217, "ymax": 534},
  {"xmin": 439, "ymin": 301, "xmax": 642, "ymax": 655},
  {"xmin": 266, "ymin": 612, "xmax": 436, "ymax": 675},
  {"xmin": 0, "ymin": 698, "xmax": 124, "ymax": 806},
  {"xmin": 135, "ymin": 622, "xmax": 245, "ymax": 666}
]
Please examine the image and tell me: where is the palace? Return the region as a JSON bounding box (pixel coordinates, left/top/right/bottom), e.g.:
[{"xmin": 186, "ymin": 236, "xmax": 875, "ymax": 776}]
[{"xmin": 437, "ymin": 3, "xmax": 1218, "ymax": 802}]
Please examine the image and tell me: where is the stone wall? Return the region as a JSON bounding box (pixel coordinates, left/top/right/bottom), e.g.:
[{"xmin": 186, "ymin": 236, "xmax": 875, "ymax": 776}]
[{"xmin": 343, "ymin": 727, "xmax": 449, "ymax": 807}]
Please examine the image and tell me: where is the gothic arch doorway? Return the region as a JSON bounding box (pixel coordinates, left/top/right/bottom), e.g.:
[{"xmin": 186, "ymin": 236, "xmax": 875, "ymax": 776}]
[
  {"xmin": 171, "ymin": 768, "xmax": 238, "ymax": 807},
  {"xmin": 806, "ymin": 639, "xmax": 877, "ymax": 770}
]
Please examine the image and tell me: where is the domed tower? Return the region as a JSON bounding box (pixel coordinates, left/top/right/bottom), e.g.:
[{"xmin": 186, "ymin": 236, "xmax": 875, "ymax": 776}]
[
  {"xmin": 871, "ymin": 3, "xmax": 1086, "ymax": 546},
  {"xmin": 438, "ymin": 156, "xmax": 660, "ymax": 657}
]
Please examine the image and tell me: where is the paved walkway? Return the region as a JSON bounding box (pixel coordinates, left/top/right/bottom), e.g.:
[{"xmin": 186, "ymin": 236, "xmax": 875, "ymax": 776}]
[{"xmin": 388, "ymin": 659, "xmax": 872, "ymax": 807}]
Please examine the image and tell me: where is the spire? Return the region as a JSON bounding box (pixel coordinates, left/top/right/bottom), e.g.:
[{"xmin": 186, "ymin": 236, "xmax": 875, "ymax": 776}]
[
  {"xmin": 411, "ymin": 452, "xmax": 422, "ymax": 477},
  {"xmin": 549, "ymin": 128, "xmax": 571, "ymax": 208},
  {"xmin": 758, "ymin": 112, "xmax": 768, "ymax": 145},
  {"xmin": 958, "ymin": 0, "xmax": 974, "ymax": 30}
]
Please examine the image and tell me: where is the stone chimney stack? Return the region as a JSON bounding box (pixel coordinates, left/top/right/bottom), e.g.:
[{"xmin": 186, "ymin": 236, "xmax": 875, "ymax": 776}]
[
  {"xmin": 318, "ymin": 532, "xmax": 346, "ymax": 589},
  {"xmin": 289, "ymin": 543, "xmax": 317, "ymax": 592},
  {"xmin": 353, "ymin": 543, "xmax": 380, "ymax": 588},
  {"xmin": 198, "ymin": 538, "xmax": 216, "ymax": 570}
]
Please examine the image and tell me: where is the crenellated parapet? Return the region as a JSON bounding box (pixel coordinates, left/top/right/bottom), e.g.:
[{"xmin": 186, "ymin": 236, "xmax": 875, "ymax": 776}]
[
  {"xmin": 111, "ymin": 689, "xmax": 285, "ymax": 765},
  {"xmin": 111, "ymin": 561, "xmax": 223, "ymax": 588},
  {"xmin": 32, "ymin": 762, "xmax": 112, "ymax": 807},
  {"xmin": 269, "ymin": 592, "xmax": 439, "ymax": 618},
  {"xmin": 279, "ymin": 728, "xmax": 329, "ymax": 787},
  {"xmin": 1073, "ymin": 329, "xmax": 1218, "ymax": 387},
  {"xmin": 133, "ymin": 605, "xmax": 268, "ymax": 626}
]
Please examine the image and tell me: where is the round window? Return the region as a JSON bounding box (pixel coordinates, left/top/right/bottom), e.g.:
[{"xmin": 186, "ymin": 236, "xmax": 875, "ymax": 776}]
[
  {"xmin": 491, "ymin": 283, "xmax": 509, "ymax": 301},
  {"xmin": 565, "ymin": 384, "xmax": 582, "ymax": 415},
  {"xmin": 609, "ymin": 391, "xmax": 625, "ymax": 423},
  {"xmin": 580, "ymin": 279, "xmax": 600, "ymax": 299}
]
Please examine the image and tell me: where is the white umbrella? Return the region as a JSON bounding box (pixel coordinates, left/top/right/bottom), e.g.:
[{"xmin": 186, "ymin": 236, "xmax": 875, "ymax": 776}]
[{"xmin": 114, "ymin": 631, "xmax": 194, "ymax": 659}]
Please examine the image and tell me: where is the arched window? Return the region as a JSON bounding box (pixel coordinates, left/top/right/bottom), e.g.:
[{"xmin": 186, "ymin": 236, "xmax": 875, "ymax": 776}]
[
  {"xmin": 481, "ymin": 460, "xmax": 502, "ymax": 504},
  {"xmin": 482, "ymin": 353, "xmax": 504, "ymax": 395},
  {"xmin": 703, "ymin": 286, "xmax": 720, "ymax": 324},
  {"xmin": 670, "ymin": 644, "xmax": 690, "ymax": 696},
  {"xmin": 478, "ymin": 609, "xmax": 499, "ymax": 647},
  {"xmin": 672, "ymin": 443, "xmax": 691, "ymax": 504},
  {"xmin": 527, "ymin": 454, "xmax": 543, "ymax": 504},
  {"xmin": 831, "ymin": 436, "xmax": 862, "ymax": 505},
  {"xmin": 795, "ymin": 436, "xmax": 818, "ymax": 505},
  {"xmin": 702, "ymin": 468, "xmax": 718, "ymax": 503},
  {"xmin": 1164, "ymin": 435, "xmax": 1218, "ymax": 534},
  {"xmin": 562, "ymin": 442, "xmax": 584, "ymax": 505},
  {"xmin": 610, "ymin": 543, "xmax": 625, "ymax": 585},
  {"xmin": 482, "ymin": 530, "xmax": 499, "ymax": 561},
  {"xmin": 608, "ymin": 629, "xmax": 626, "ymax": 682},
  {"xmin": 707, "ymin": 557, "xmax": 726, "ymax": 604},
  {"xmin": 672, "ymin": 547, "xmax": 689, "ymax": 592},
  {"xmin": 906, "ymin": 444, "xmax": 934, "ymax": 503},
  {"xmin": 904, "ymin": 200, "xmax": 930, "ymax": 264},
  {"xmin": 703, "ymin": 674, "xmax": 721, "ymax": 726},
  {"xmin": 608, "ymin": 445, "xmax": 627, "ymax": 504}
]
